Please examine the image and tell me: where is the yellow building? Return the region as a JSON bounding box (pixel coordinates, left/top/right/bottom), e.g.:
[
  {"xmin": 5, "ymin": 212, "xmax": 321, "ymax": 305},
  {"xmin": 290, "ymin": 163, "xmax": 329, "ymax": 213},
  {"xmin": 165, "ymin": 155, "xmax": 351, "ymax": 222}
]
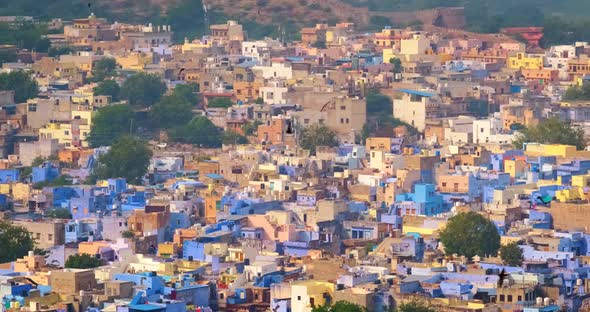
[
  {"xmin": 291, "ymin": 281, "xmax": 335, "ymax": 312},
  {"xmin": 524, "ymin": 143, "xmax": 590, "ymax": 158},
  {"xmin": 507, "ymin": 53, "xmax": 544, "ymax": 70},
  {"xmin": 555, "ymin": 187, "xmax": 586, "ymax": 202},
  {"xmin": 181, "ymin": 39, "xmax": 213, "ymax": 53},
  {"xmin": 504, "ymin": 159, "xmax": 526, "ymax": 179},
  {"xmin": 572, "ymin": 174, "xmax": 590, "ymax": 188},
  {"xmin": 38, "ymin": 110, "xmax": 92, "ymax": 149},
  {"xmin": 115, "ymin": 52, "xmax": 153, "ymax": 70},
  {"xmin": 157, "ymin": 242, "xmax": 180, "ymax": 258},
  {"xmin": 382, "ymin": 48, "xmax": 397, "ymax": 65}
]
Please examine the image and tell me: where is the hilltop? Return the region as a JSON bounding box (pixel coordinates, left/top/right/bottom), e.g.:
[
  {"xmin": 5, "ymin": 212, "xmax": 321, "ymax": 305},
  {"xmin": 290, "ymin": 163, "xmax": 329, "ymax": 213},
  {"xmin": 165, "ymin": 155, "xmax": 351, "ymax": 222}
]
[{"xmin": 2, "ymin": 0, "xmax": 590, "ymax": 45}]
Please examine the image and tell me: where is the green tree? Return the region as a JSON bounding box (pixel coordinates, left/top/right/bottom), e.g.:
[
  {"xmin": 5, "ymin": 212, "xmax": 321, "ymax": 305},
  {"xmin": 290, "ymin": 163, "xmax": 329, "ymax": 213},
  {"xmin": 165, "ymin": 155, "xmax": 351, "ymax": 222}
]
[
  {"xmin": 366, "ymin": 90, "xmax": 393, "ymax": 116},
  {"xmin": 222, "ymin": 131, "xmax": 248, "ymax": 145},
  {"xmin": 91, "ymin": 58, "xmax": 117, "ymax": 82},
  {"xmin": 396, "ymin": 300, "xmax": 436, "ymax": 312},
  {"xmin": 0, "ymin": 70, "xmax": 38, "ymax": 102},
  {"xmin": 93, "ymin": 136, "xmax": 152, "ymax": 184},
  {"xmin": 242, "ymin": 120, "xmax": 262, "ymax": 136},
  {"xmin": 120, "ymin": 73, "xmax": 166, "ymax": 107},
  {"xmin": 513, "ymin": 118, "xmax": 586, "ymax": 150},
  {"xmin": 168, "ymin": 116, "xmax": 222, "ymax": 147},
  {"xmin": 208, "ymin": 97, "xmax": 233, "ymax": 108},
  {"xmin": 499, "ymin": 242, "xmax": 524, "ymax": 267},
  {"xmin": 34, "ymin": 174, "xmax": 73, "ymax": 189},
  {"xmin": 439, "ymin": 212, "xmax": 500, "ymax": 259},
  {"xmin": 312, "ymin": 301, "xmax": 366, "ymax": 312},
  {"xmin": 389, "ymin": 57, "xmax": 402, "ymax": 74},
  {"xmin": 0, "ymin": 50, "xmax": 17, "ymax": 64},
  {"xmin": 93, "ymin": 79, "xmax": 120, "ymax": 102},
  {"xmin": 31, "ymin": 156, "xmax": 46, "ymax": 167},
  {"xmin": 88, "ymin": 104, "xmax": 135, "ymax": 147},
  {"xmin": 300, "ymin": 124, "xmax": 339, "ymax": 155},
  {"xmin": 172, "ymin": 83, "xmax": 200, "ymax": 104},
  {"xmin": 311, "ymin": 41, "xmax": 327, "ymax": 49},
  {"xmin": 150, "ymin": 94, "xmax": 193, "ymax": 129},
  {"xmin": 48, "ymin": 46, "xmax": 73, "ymax": 57},
  {"xmin": 255, "ymin": 97, "xmax": 264, "ymax": 104},
  {"xmin": 45, "ymin": 208, "xmax": 72, "ymax": 219},
  {"xmin": 121, "ymin": 230, "xmax": 135, "ymax": 239},
  {"xmin": 0, "ymin": 221, "xmax": 35, "ymax": 263},
  {"xmin": 65, "ymin": 254, "xmax": 103, "ymax": 269}
]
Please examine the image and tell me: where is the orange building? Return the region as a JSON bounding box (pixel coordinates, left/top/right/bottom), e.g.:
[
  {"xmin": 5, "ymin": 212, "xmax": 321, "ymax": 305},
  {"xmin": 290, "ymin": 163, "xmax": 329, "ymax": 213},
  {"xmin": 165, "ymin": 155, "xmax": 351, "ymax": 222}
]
[
  {"xmin": 233, "ymin": 81, "xmax": 262, "ymax": 103},
  {"xmin": 257, "ymin": 116, "xmax": 296, "ymax": 146},
  {"xmin": 521, "ymin": 68, "xmax": 558, "ymax": 82},
  {"xmin": 202, "ymin": 185, "xmax": 222, "ymax": 224},
  {"xmin": 127, "ymin": 203, "xmax": 171, "ymax": 237}
]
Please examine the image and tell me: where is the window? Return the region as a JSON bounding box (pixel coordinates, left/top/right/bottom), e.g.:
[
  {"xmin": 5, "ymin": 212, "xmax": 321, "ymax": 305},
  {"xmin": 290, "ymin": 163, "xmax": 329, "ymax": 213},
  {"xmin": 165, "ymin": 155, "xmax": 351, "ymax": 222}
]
[
  {"xmin": 517, "ymin": 295, "xmax": 522, "ymax": 302},
  {"xmin": 64, "ymin": 131, "xmax": 70, "ymax": 135},
  {"xmin": 442, "ymin": 182, "xmax": 447, "ymax": 187},
  {"xmin": 500, "ymin": 295, "xmax": 505, "ymax": 302},
  {"xmin": 304, "ymin": 118, "xmax": 310, "ymax": 124},
  {"xmin": 297, "ymin": 296, "xmax": 302, "ymax": 301},
  {"xmin": 507, "ymin": 295, "xmax": 513, "ymax": 302},
  {"xmin": 340, "ymin": 105, "xmax": 346, "ymax": 110},
  {"xmin": 36, "ymin": 233, "xmax": 41, "ymax": 239},
  {"xmin": 48, "ymin": 234, "xmax": 53, "ymax": 241},
  {"xmin": 340, "ymin": 118, "xmax": 344, "ymax": 124}
]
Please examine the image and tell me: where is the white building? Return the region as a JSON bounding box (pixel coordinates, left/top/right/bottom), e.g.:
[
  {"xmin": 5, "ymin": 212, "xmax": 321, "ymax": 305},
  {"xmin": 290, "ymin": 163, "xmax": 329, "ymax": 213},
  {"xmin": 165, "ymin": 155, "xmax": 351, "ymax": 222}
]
[{"xmin": 392, "ymin": 89, "xmax": 439, "ymax": 132}]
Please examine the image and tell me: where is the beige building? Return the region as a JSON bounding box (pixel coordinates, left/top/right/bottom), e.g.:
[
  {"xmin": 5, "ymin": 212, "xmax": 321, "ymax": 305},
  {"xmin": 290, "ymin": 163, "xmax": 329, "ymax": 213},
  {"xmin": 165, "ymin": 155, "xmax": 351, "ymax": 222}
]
[
  {"xmin": 49, "ymin": 269, "xmax": 97, "ymax": 295},
  {"xmin": 393, "ymin": 89, "xmax": 440, "ymax": 132},
  {"xmin": 13, "ymin": 219, "xmax": 65, "ymax": 249}
]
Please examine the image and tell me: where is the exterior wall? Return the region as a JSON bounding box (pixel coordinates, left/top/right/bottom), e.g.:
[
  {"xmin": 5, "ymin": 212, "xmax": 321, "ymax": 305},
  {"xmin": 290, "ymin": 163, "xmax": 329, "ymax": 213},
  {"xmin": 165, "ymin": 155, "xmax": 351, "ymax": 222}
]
[
  {"xmin": 49, "ymin": 269, "xmax": 97, "ymax": 295},
  {"xmin": 393, "ymin": 94, "xmax": 427, "ymax": 131},
  {"xmin": 549, "ymin": 202, "xmax": 590, "ymax": 232},
  {"xmin": 291, "ymin": 281, "xmax": 335, "ymax": 312},
  {"xmin": 507, "ymin": 53, "xmax": 544, "ymax": 70},
  {"xmin": 13, "ymin": 220, "xmax": 65, "ymax": 249}
]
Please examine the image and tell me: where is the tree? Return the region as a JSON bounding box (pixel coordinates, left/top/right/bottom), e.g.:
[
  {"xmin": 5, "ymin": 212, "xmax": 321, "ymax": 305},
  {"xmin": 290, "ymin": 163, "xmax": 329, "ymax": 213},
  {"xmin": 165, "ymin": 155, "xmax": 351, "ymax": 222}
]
[
  {"xmin": 366, "ymin": 90, "xmax": 393, "ymax": 116},
  {"xmin": 513, "ymin": 118, "xmax": 586, "ymax": 150},
  {"xmin": 45, "ymin": 208, "xmax": 72, "ymax": 219},
  {"xmin": 312, "ymin": 301, "xmax": 366, "ymax": 312},
  {"xmin": 91, "ymin": 58, "xmax": 117, "ymax": 82},
  {"xmin": 255, "ymin": 97, "xmax": 264, "ymax": 104},
  {"xmin": 65, "ymin": 254, "xmax": 103, "ymax": 269},
  {"xmin": 150, "ymin": 94, "xmax": 193, "ymax": 129},
  {"xmin": 34, "ymin": 175, "xmax": 73, "ymax": 189},
  {"xmin": 223, "ymin": 131, "xmax": 248, "ymax": 145},
  {"xmin": 499, "ymin": 242, "xmax": 524, "ymax": 267},
  {"xmin": 31, "ymin": 156, "xmax": 46, "ymax": 167},
  {"xmin": 208, "ymin": 97, "xmax": 233, "ymax": 108},
  {"xmin": 168, "ymin": 116, "xmax": 222, "ymax": 147},
  {"xmin": 0, "ymin": 70, "xmax": 38, "ymax": 103},
  {"xmin": 300, "ymin": 124, "xmax": 339, "ymax": 155},
  {"xmin": 397, "ymin": 300, "xmax": 436, "ymax": 312},
  {"xmin": 93, "ymin": 79, "xmax": 120, "ymax": 102},
  {"xmin": 439, "ymin": 212, "xmax": 501, "ymax": 259},
  {"xmin": 172, "ymin": 83, "xmax": 200, "ymax": 103},
  {"xmin": 0, "ymin": 221, "xmax": 35, "ymax": 263},
  {"xmin": 88, "ymin": 104, "xmax": 135, "ymax": 147},
  {"xmin": 121, "ymin": 230, "xmax": 135, "ymax": 239},
  {"xmin": 93, "ymin": 136, "xmax": 152, "ymax": 184},
  {"xmin": 389, "ymin": 57, "xmax": 402, "ymax": 74},
  {"xmin": 48, "ymin": 46, "xmax": 73, "ymax": 57},
  {"xmin": 311, "ymin": 41, "xmax": 327, "ymax": 49},
  {"xmin": 242, "ymin": 120, "xmax": 262, "ymax": 136},
  {"xmin": 120, "ymin": 73, "xmax": 166, "ymax": 107},
  {"xmin": 361, "ymin": 115, "xmax": 419, "ymax": 143}
]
